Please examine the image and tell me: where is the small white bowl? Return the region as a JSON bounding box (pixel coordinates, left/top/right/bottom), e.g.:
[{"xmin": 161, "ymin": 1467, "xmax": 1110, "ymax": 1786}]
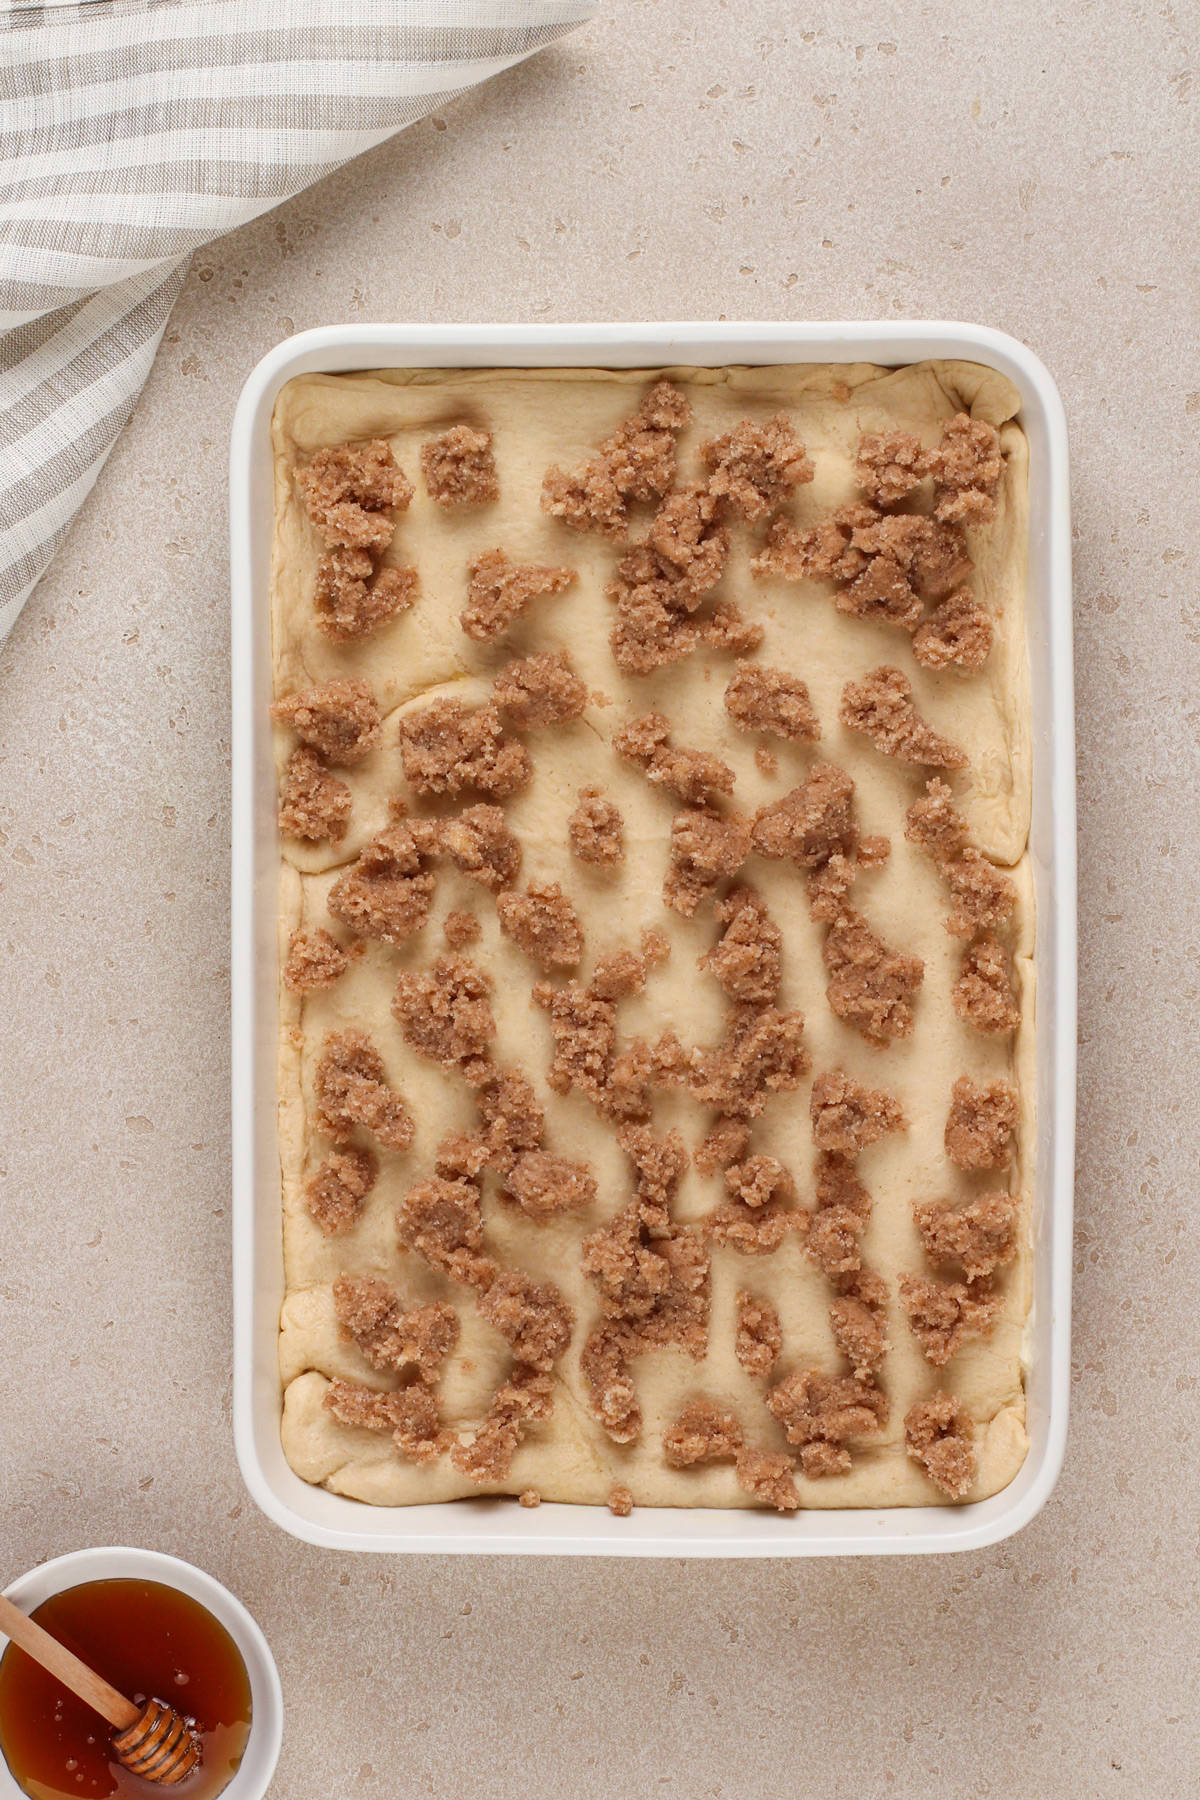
[{"xmin": 0, "ymin": 1547, "xmax": 282, "ymax": 1800}]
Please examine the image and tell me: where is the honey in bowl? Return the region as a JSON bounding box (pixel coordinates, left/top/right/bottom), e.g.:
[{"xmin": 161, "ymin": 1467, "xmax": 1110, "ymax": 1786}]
[{"xmin": 0, "ymin": 1579, "xmax": 252, "ymax": 1800}]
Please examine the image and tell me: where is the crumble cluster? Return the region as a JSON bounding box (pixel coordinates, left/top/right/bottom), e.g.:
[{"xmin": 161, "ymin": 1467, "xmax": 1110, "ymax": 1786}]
[{"xmin": 296, "ymin": 439, "xmax": 417, "ymax": 641}]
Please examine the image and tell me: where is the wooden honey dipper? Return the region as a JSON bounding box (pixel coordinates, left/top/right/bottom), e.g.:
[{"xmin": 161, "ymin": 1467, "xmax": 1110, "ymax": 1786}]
[{"xmin": 0, "ymin": 1590, "xmax": 201, "ymax": 1784}]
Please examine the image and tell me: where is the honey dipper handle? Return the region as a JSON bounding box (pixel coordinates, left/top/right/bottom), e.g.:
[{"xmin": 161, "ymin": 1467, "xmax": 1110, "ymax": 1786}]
[{"xmin": 0, "ymin": 1591, "xmax": 139, "ymax": 1732}]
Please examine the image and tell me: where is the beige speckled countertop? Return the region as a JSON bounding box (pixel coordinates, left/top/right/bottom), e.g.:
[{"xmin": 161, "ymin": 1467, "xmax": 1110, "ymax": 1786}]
[{"xmin": 2, "ymin": 3, "xmax": 1198, "ymax": 1794}]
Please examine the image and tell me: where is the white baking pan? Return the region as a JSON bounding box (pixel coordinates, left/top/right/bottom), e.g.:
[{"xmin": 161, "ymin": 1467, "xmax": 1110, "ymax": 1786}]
[{"xmin": 230, "ymin": 322, "xmax": 1074, "ymax": 1556}]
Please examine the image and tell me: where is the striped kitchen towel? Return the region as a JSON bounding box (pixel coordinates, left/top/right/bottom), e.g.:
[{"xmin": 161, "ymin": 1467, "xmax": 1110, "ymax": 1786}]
[{"xmin": 0, "ymin": 0, "xmax": 596, "ymax": 645}]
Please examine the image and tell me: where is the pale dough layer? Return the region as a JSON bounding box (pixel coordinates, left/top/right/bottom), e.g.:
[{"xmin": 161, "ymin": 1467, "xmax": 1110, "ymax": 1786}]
[{"xmin": 271, "ymin": 360, "xmax": 1034, "ymax": 1512}]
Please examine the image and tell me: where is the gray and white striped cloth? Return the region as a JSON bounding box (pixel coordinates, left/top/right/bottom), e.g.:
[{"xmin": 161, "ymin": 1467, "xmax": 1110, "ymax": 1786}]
[{"xmin": 0, "ymin": 0, "xmax": 595, "ymax": 644}]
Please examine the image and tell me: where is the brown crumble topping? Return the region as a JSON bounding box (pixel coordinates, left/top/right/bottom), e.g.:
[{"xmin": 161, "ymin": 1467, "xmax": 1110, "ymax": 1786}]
[
  {"xmin": 913, "ymin": 590, "xmax": 993, "ymax": 672},
  {"xmin": 664, "ymin": 807, "xmax": 752, "ymax": 917},
  {"xmin": 443, "ymin": 909, "xmax": 481, "ymax": 949},
  {"xmin": 752, "ymin": 505, "xmax": 873, "ymax": 584},
  {"xmin": 450, "ymin": 1365, "xmax": 555, "ymax": 1483},
  {"xmin": 766, "ymin": 1370, "xmax": 888, "ymax": 1478},
  {"xmin": 898, "ymin": 1272, "xmax": 1002, "ymax": 1365},
  {"xmin": 905, "ymin": 1392, "xmax": 977, "ymax": 1499},
  {"xmin": 735, "ymin": 1291, "xmax": 783, "ymax": 1379},
  {"xmin": 904, "ymin": 777, "xmax": 969, "ymax": 862},
  {"xmin": 694, "ymin": 1118, "xmax": 751, "ymax": 1174},
  {"xmin": 568, "ymin": 787, "xmax": 625, "ymax": 866},
  {"xmin": 928, "ymin": 413, "xmax": 1003, "ymax": 526},
  {"xmin": 541, "ymin": 380, "xmax": 691, "ymax": 536},
  {"xmin": 614, "ymin": 712, "xmax": 736, "ymax": 807},
  {"xmin": 828, "ymin": 1275, "xmax": 890, "ymax": 1379},
  {"xmin": 649, "ymin": 485, "xmax": 731, "ymax": 592},
  {"xmin": 699, "ymin": 415, "xmax": 814, "ymax": 522},
  {"xmin": 478, "ymin": 1267, "xmax": 574, "ymax": 1370},
  {"xmin": 392, "ymin": 955, "xmax": 496, "ymax": 1074},
  {"xmin": 607, "ymin": 1485, "xmax": 634, "ymax": 1517},
  {"xmin": 687, "ymin": 1005, "xmax": 811, "ymax": 1120},
  {"xmin": 815, "ymin": 1148, "xmax": 872, "ymax": 1216},
  {"xmin": 420, "ymin": 425, "xmax": 498, "ymax": 507},
  {"xmin": 296, "ymin": 439, "xmax": 413, "ymax": 551},
  {"xmin": 914, "ymin": 1194, "xmax": 1019, "ymax": 1281},
  {"xmin": 314, "ymin": 554, "xmax": 417, "ymax": 643},
  {"xmin": 271, "ymin": 677, "xmax": 382, "ymax": 765},
  {"xmin": 504, "ymin": 1148, "xmax": 597, "ymax": 1219},
  {"xmin": 945, "ymin": 1076, "xmax": 1018, "ymax": 1170},
  {"xmin": 953, "ymin": 936, "xmax": 1021, "ymax": 1034},
  {"xmin": 811, "ymin": 1069, "xmax": 906, "ymax": 1153},
  {"xmin": 323, "ymin": 1379, "xmax": 445, "ymax": 1464},
  {"xmin": 700, "ymin": 887, "xmax": 782, "ymax": 1005},
  {"xmin": 283, "ymin": 927, "xmax": 349, "ymax": 992},
  {"xmin": 327, "ymin": 823, "xmax": 436, "ymax": 946},
  {"xmin": 461, "ymin": 547, "xmax": 576, "ymax": 642},
  {"xmin": 806, "ymin": 1198, "xmax": 866, "ymax": 1282},
  {"xmin": 492, "ymin": 650, "xmax": 587, "ymax": 728},
  {"xmin": 398, "ymin": 698, "xmax": 531, "ymax": 799},
  {"xmin": 822, "ymin": 907, "xmax": 924, "ymax": 1045},
  {"xmin": 438, "ymin": 803, "xmax": 522, "ymax": 894},
  {"xmin": 855, "ymin": 430, "xmax": 928, "ymax": 506},
  {"xmin": 755, "ymin": 745, "xmax": 778, "ymax": 777},
  {"xmin": 534, "ymin": 979, "xmax": 630, "ymax": 1120},
  {"xmin": 604, "ymin": 475, "xmax": 752, "ymax": 676},
  {"xmin": 942, "ymin": 849, "xmax": 1018, "ymax": 940},
  {"xmin": 707, "ymin": 1154, "xmax": 803, "ymax": 1255},
  {"xmin": 314, "ymin": 1029, "xmax": 414, "ymax": 1152},
  {"xmin": 396, "ymin": 1173, "xmax": 491, "ymax": 1288},
  {"xmin": 724, "ymin": 662, "xmax": 820, "ymax": 743},
  {"xmin": 518, "ymin": 1488, "xmax": 541, "ymax": 1508},
  {"xmin": 587, "ymin": 949, "xmax": 649, "ymax": 1003},
  {"xmin": 332, "ymin": 1275, "xmax": 458, "ymax": 1379},
  {"xmin": 278, "ymin": 747, "xmax": 351, "ymax": 843},
  {"xmin": 304, "ymin": 1147, "xmax": 377, "ymax": 1235},
  {"xmin": 662, "ymin": 1398, "xmax": 800, "ymax": 1512},
  {"xmin": 701, "ymin": 599, "xmax": 765, "ymax": 656},
  {"xmin": 497, "ymin": 880, "xmax": 584, "ymax": 971},
  {"xmin": 840, "ymin": 666, "xmax": 967, "ymax": 769},
  {"xmin": 751, "ymin": 762, "xmax": 861, "ymax": 922}
]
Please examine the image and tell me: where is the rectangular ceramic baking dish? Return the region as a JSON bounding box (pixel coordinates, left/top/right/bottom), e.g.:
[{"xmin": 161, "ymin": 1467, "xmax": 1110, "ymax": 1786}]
[{"xmin": 231, "ymin": 321, "xmax": 1075, "ymax": 1556}]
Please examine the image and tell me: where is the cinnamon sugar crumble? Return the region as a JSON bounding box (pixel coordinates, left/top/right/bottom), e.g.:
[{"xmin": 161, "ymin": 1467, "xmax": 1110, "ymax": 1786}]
[
  {"xmin": 296, "ymin": 439, "xmax": 413, "ymax": 551},
  {"xmin": 766, "ymin": 1370, "xmax": 887, "ymax": 1478},
  {"xmin": 324, "ymin": 1379, "xmax": 444, "ymax": 1463},
  {"xmin": 686, "ymin": 1006, "xmax": 810, "ymax": 1120},
  {"xmin": 283, "ymin": 927, "xmax": 349, "ymax": 992},
  {"xmin": 397, "ymin": 1173, "xmax": 490, "ymax": 1287},
  {"xmin": 461, "ymin": 547, "xmax": 575, "ymax": 642},
  {"xmin": 694, "ymin": 1118, "xmax": 751, "ymax": 1174},
  {"xmin": 478, "ymin": 1268, "xmax": 574, "ymax": 1369},
  {"xmin": 810, "ymin": 1069, "xmax": 905, "ymax": 1153},
  {"xmin": 493, "ymin": 650, "xmax": 587, "ymax": 727},
  {"xmin": 568, "ymin": 788, "xmax": 625, "ymax": 866},
  {"xmin": 541, "ymin": 380, "xmax": 691, "ymax": 536},
  {"xmin": 439, "ymin": 803, "xmax": 522, "ymax": 893},
  {"xmin": 519, "ymin": 1488, "xmax": 541, "ymax": 1508},
  {"xmin": 392, "ymin": 955, "xmax": 496, "ymax": 1074},
  {"xmin": 855, "ymin": 430, "xmax": 928, "ymax": 506},
  {"xmin": 828, "ymin": 1277, "xmax": 890, "ymax": 1379},
  {"xmin": 497, "ymin": 880, "xmax": 584, "ymax": 971},
  {"xmin": 913, "ymin": 590, "xmax": 993, "ymax": 672},
  {"xmin": 614, "ymin": 712, "xmax": 736, "ymax": 807},
  {"xmin": 304, "ymin": 1147, "xmax": 377, "ymax": 1234},
  {"xmin": 904, "ymin": 777, "xmax": 969, "ymax": 862},
  {"xmin": 905, "ymin": 1392, "xmax": 977, "ymax": 1499},
  {"xmin": 724, "ymin": 662, "xmax": 820, "ymax": 742},
  {"xmin": 504, "ymin": 1149, "xmax": 597, "ymax": 1219},
  {"xmin": 398, "ymin": 698, "xmax": 531, "ymax": 798},
  {"xmin": 699, "ymin": 415, "xmax": 814, "ymax": 522},
  {"xmin": 701, "ymin": 887, "xmax": 782, "ymax": 1005},
  {"xmin": 327, "ymin": 823, "xmax": 436, "ymax": 945},
  {"xmin": 314, "ymin": 554, "xmax": 417, "ymax": 643},
  {"xmin": 914, "ymin": 1194, "xmax": 1019, "ymax": 1281},
  {"xmin": 750, "ymin": 762, "xmax": 859, "ymax": 916},
  {"xmin": 421, "ymin": 426, "xmax": 498, "ymax": 507},
  {"xmin": 664, "ymin": 807, "xmax": 752, "ymax": 916},
  {"xmin": 271, "ymin": 677, "xmax": 381, "ymax": 764},
  {"xmin": 898, "ymin": 1273, "xmax": 1001, "ymax": 1365},
  {"xmin": 941, "ymin": 849, "xmax": 1017, "ymax": 939},
  {"xmin": 278, "ymin": 748, "xmax": 351, "ymax": 843},
  {"xmin": 953, "ymin": 936, "xmax": 1020, "ymax": 1034},
  {"xmin": 755, "ymin": 746, "xmax": 778, "ymax": 777},
  {"xmin": 607, "ymin": 1485, "xmax": 634, "ymax": 1517},
  {"xmin": 928, "ymin": 413, "xmax": 1003, "ymax": 526},
  {"xmin": 333, "ymin": 1275, "xmax": 459, "ymax": 1379},
  {"xmin": 662, "ymin": 1398, "xmax": 800, "ymax": 1512},
  {"xmin": 752, "ymin": 506, "xmax": 870, "ymax": 584},
  {"xmin": 314, "ymin": 1029, "xmax": 414, "ymax": 1152},
  {"xmin": 945, "ymin": 1076, "xmax": 1018, "ymax": 1170},
  {"xmin": 450, "ymin": 1365, "xmax": 555, "ymax": 1483},
  {"xmin": 708, "ymin": 1155, "xmax": 802, "ymax": 1255},
  {"xmin": 443, "ymin": 909, "xmax": 481, "ymax": 949},
  {"xmin": 735, "ymin": 1291, "xmax": 783, "ymax": 1379},
  {"xmin": 840, "ymin": 666, "xmax": 967, "ymax": 769},
  {"xmin": 822, "ymin": 907, "xmax": 924, "ymax": 1045}
]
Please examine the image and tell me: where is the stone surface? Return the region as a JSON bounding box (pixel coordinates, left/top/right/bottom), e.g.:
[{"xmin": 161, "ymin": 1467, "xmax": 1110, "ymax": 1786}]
[{"xmin": 1, "ymin": 2, "xmax": 1197, "ymax": 1794}]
